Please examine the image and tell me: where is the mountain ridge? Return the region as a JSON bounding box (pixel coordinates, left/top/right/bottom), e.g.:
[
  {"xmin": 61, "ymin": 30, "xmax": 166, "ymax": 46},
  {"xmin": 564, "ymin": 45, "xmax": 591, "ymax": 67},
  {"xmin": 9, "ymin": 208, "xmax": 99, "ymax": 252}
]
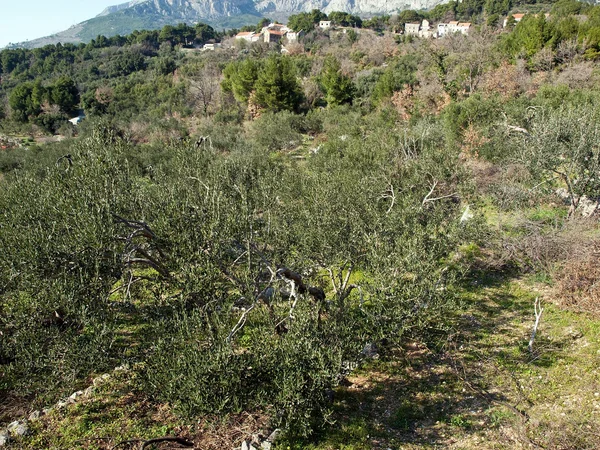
[{"xmin": 8, "ymin": 0, "xmax": 449, "ymax": 49}]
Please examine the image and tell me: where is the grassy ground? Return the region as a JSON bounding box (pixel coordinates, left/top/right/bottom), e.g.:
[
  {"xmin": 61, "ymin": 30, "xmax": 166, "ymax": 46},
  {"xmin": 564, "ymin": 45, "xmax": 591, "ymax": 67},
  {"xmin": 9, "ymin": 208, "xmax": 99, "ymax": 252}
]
[
  {"xmin": 289, "ymin": 274, "xmax": 600, "ymax": 450},
  {"xmin": 8, "ymin": 270, "xmax": 600, "ymax": 449}
]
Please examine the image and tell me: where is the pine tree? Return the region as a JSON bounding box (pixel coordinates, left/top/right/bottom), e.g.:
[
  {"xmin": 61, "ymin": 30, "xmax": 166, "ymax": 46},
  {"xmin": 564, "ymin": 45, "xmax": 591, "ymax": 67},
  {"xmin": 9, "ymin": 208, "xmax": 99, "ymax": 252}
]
[
  {"xmin": 319, "ymin": 56, "xmax": 354, "ymax": 107},
  {"xmin": 254, "ymin": 56, "xmax": 304, "ymax": 112}
]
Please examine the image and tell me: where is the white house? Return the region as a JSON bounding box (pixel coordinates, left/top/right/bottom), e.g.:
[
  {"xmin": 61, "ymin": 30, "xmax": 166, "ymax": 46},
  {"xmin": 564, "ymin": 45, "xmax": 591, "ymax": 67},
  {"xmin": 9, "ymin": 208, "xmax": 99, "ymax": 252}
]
[
  {"xmin": 503, "ymin": 13, "xmax": 525, "ymax": 27},
  {"xmin": 235, "ymin": 31, "xmax": 258, "ymax": 42},
  {"xmin": 319, "ymin": 20, "xmax": 332, "ymax": 29},
  {"xmin": 202, "ymin": 43, "xmax": 221, "ymax": 51},
  {"xmin": 405, "ymin": 23, "xmax": 421, "ymax": 36},
  {"xmin": 405, "ymin": 20, "xmax": 434, "ymax": 38},
  {"xmin": 286, "ymin": 30, "xmax": 304, "ymax": 42}
]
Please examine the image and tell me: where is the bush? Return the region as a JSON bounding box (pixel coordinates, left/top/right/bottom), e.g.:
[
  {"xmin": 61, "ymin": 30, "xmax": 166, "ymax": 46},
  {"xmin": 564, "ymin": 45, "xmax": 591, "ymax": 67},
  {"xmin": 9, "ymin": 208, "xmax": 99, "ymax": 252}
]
[
  {"xmin": 249, "ymin": 111, "xmax": 308, "ymax": 151},
  {"xmin": 1, "ymin": 109, "xmax": 482, "ymax": 439}
]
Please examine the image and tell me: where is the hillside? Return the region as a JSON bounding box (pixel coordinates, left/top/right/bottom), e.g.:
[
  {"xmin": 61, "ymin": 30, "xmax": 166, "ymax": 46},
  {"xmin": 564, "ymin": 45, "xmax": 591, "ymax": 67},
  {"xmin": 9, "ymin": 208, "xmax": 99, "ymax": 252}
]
[{"xmin": 2, "ymin": 2, "xmax": 600, "ymax": 448}]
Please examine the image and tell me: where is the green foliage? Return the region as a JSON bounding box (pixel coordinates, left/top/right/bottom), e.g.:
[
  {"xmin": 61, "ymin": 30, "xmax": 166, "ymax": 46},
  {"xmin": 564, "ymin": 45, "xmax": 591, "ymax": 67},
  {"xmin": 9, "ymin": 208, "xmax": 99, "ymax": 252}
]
[
  {"xmin": 106, "ymin": 48, "xmax": 147, "ymax": 77},
  {"xmin": 288, "ymin": 9, "xmax": 328, "ymax": 32},
  {"xmin": 319, "ymin": 56, "xmax": 355, "ymax": 107},
  {"xmin": 50, "ymin": 76, "xmax": 80, "ymax": 114},
  {"xmin": 397, "ymin": 10, "xmax": 424, "ymax": 24},
  {"xmin": 485, "ymin": 0, "xmax": 510, "ymax": 16},
  {"xmin": 248, "ymin": 110, "xmax": 311, "ymax": 150},
  {"xmin": 509, "ymin": 105, "xmax": 600, "ymax": 207},
  {"xmin": 428, "ymin": 2, "xmax": 457, "ymax": 22},
  {"xmin": 9, "ymin": 83, "xmax": 41, "ymax": 122},
  {"xmin": 371, "ymin": 55, "xmax": 417, "ymax": 105},
  {"xmin": 327, "ymin": 11, "xmax": 363, "ymax": 27},
  {"xmin": 254, "ymin": 55, "xmax": 304, "ymax": 112},
  {"xmin": 222, "ymin": 58, "xmax": 262, "ymax": 103},
  {"xmin": 443, "ymin": 94, "xmax": 501, "ymax": 145},
  {"xmin": 0, "ymin": 103, "xmax": 482, "ymax": 439}
]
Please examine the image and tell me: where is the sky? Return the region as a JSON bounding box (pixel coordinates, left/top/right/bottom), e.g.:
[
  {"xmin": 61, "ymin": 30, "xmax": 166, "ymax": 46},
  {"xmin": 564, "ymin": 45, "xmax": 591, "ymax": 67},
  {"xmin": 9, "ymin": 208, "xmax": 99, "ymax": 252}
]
[{"xmin": 0, "ymin": 0, "xmax": 123, "ymax": 48}]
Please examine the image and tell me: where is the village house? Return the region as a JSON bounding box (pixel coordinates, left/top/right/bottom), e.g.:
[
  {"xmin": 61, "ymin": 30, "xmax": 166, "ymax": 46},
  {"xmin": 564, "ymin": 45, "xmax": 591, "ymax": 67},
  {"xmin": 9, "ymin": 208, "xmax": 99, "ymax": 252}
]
[
  {"xmin": 406, "ymin": 19, "xmax": 469, "ymax": 38},
  {"xmin": 235, "ymin": 23, "xmax": 302, "ymax": 46},
  {"xmin": 319, "ymin": 20, "xmax": 332, "ymax": 29},
  {"xmin": 264, "ymin": 28, "xmax": 286, "ymax": 43},
  {"xmin": 202, "ymin": 42, "xmax": 221, "ymax": 51},
  {"xmin": 262, "ymin": 23, "xmax": 292, "ymax": 43},
  {"xmin": 285, "ymin": 30, "xmax": 304, "ymax": 42},
  {"xmin": 234, "ymin": 31, "xmax": 258, "ymax": 42},
  {"xmin": 503, "ymin": 13, "xmax": 549, "ymax": 27},
  {"xmin": 405, "ymin": 22, "xmax": 421, "ymax": 36},
  {"xmin": 404, "ymin": 20, "xmax": 435, "ymax": 38},
  {"xmin": 456, "ymin": 22, "xmax": 471, "ymax": 34},
  {"xmin": 441, "ymin": 21, "xmax": 471, "ymax": 35}
]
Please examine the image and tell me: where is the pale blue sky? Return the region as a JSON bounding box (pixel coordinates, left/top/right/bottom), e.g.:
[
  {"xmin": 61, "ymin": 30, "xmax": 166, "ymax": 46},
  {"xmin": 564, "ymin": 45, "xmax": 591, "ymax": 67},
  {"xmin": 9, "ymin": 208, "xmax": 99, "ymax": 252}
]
[{"xmin": 0, "ymin": 0, "xmax": 123, "ymax": 48}]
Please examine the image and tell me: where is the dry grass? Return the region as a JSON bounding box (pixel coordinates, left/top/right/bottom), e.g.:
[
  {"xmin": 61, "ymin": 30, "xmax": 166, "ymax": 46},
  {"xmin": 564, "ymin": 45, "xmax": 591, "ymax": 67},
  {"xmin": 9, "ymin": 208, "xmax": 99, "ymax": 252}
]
[{"xmin": 555, "ymin": 239, "xmax": 600, "ymax": 315}]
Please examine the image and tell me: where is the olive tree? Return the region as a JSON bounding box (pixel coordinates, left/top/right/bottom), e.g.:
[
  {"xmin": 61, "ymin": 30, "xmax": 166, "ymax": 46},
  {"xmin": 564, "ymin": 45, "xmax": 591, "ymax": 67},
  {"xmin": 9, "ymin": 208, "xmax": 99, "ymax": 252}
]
[{"xmin": 509, "ymin": 105, "xmax": 600, "ymax": 215}]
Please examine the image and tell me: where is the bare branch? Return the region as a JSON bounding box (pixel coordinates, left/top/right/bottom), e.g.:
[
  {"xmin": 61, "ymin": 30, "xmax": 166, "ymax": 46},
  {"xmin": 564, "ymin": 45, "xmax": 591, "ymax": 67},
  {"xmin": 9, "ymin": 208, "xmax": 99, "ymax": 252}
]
[
  {"xmin": 227, "ymin": 302, "xmax": 259, "ymax": 343},
  {"xmin": 506, "ymin": 125, "xmax": 530, "ymax": 136},
  {"xmin": 502, "ymin": 112, "xmax": 530, "ymax": 136},
  {"xmin": 528, "ymin": 297, "xmax": 544, "ymax": 354},
  {"xmin": 422, "ymin": 180, "xmax": 458, "ymax": 206},
  {"xmin": 381, "ymin": 183, "xmax": 396, "ymax": 214}
]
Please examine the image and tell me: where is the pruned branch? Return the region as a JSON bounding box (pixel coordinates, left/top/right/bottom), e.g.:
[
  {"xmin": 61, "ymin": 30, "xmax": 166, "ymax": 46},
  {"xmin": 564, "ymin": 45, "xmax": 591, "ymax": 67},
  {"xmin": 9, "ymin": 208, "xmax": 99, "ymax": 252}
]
[
  {"xmin": 113, "ymin": 213, "xmax": 171, "ymax": 281},
  {"xmin": 112, "ymin": 213, "xmax": 157, "ymax": 241},
  {"xmin": 422, "ymin": 180, "xmax": 458, "ymax": 205},
  {"xmin": 502, "ymin": 112, "xmax": 530, "ymax": 136},
  {"xmin": 528, "ymin": 297, "xmax": 544, "ymax": 354},
  {"xmin": 506, "ymin": 124, "xmax": 530, "ymax": 135},
  {"xmin": 227, "ymin": 267, "xmax": 277, "ymax": 343},
  {"xmin": 381, "ymin": 183, "xmax": 396, "ymax": 214},
  {"xmin": 56, "ymin": 154, "xmax": 73, "ymax": 169},
  {"xmin": 227, "ymin": 301, "xmax": 259, "ymax": 343}
]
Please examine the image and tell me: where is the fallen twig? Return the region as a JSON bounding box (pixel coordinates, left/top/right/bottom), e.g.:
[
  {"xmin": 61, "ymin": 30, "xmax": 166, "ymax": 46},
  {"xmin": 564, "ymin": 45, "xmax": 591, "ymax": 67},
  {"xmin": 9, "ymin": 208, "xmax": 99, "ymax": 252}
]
[{"xmin": 110, "ymin": 436, "xmax": 194, "ymax": 450}]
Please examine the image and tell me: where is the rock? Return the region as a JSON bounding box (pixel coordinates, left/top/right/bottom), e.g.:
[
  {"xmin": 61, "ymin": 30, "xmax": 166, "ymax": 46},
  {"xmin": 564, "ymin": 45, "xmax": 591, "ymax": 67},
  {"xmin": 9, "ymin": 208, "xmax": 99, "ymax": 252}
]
[
  {"xmin": 56, "ymin": 398, "xmax": 75, "ymax": 409},
  {"xmin": 92, "ymin": 373, "xmax": 111, "ymax": 386},
  {"xmin": 28, "ymin": 410, "xmax": 41, "ymax": 421},
  {"xmin": 70, "ymin": 390, "xmax": 84, "ymax": 400},
  {"xmin": 83, "ymin": 386, "xmax": 95, "ymax": 397},
  {"xmin": 460, "ymin": 205, "xmax": 474, "ymax": 223},
  {"xmin": 578, "ymin": 196, "xmax": 599, "ymax": 217},
  {"xmin": 566, "ymin": 327, "xmax": 583, "ymax": 340},
  {"xmin": 361, "ymin": 342, "xmax": 379, "ymax": 359},
  {"xmin": 0, "ymin": 430, "xmax": 10, "ymax": 446},
  {"xmin": 261, "ymin": 442, "xmax": 272, "ymax": 450},
  {"xmin": 266, "ymin": 428, "xmax": 280, "ymax": 443},
  {"xmin": 241, "ymin": 441, "xmax": 250, "ymax": 450},
  {"xmin": 42, "ymin": 407, "xmax": 54, "ymax": 415},
  {"xmin": 7, "ymin": 421, "xmax": 29, "ymax": 437}
]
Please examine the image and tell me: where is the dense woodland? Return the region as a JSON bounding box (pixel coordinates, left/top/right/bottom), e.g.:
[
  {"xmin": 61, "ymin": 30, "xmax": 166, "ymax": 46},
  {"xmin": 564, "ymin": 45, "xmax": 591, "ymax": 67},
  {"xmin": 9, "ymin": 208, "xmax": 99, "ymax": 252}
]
[{"xmin": 2, "ymin": 0, "xmax": 600, "ymax": 448}]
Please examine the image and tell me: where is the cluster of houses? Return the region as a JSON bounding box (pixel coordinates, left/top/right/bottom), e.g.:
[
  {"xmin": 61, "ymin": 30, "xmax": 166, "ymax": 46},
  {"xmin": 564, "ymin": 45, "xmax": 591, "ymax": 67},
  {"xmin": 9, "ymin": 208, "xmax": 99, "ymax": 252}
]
[
  {"xmin": 228, "ymin": 12, "xmax": 548, "ymax": 47},
  {"xmin": 234, "ymin": 23, "xmax": 304, "ymax": 44},
  {"xmin": 404, "ymin": 13, "xmax": 551, "ymax": 39},
  {"xmin": 404, "ymin": 19, "xmax": 471, "ymax": 38},
  {"xmin": 233, "ymin": 20, "xmax": 351, "ymax": 45}
]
